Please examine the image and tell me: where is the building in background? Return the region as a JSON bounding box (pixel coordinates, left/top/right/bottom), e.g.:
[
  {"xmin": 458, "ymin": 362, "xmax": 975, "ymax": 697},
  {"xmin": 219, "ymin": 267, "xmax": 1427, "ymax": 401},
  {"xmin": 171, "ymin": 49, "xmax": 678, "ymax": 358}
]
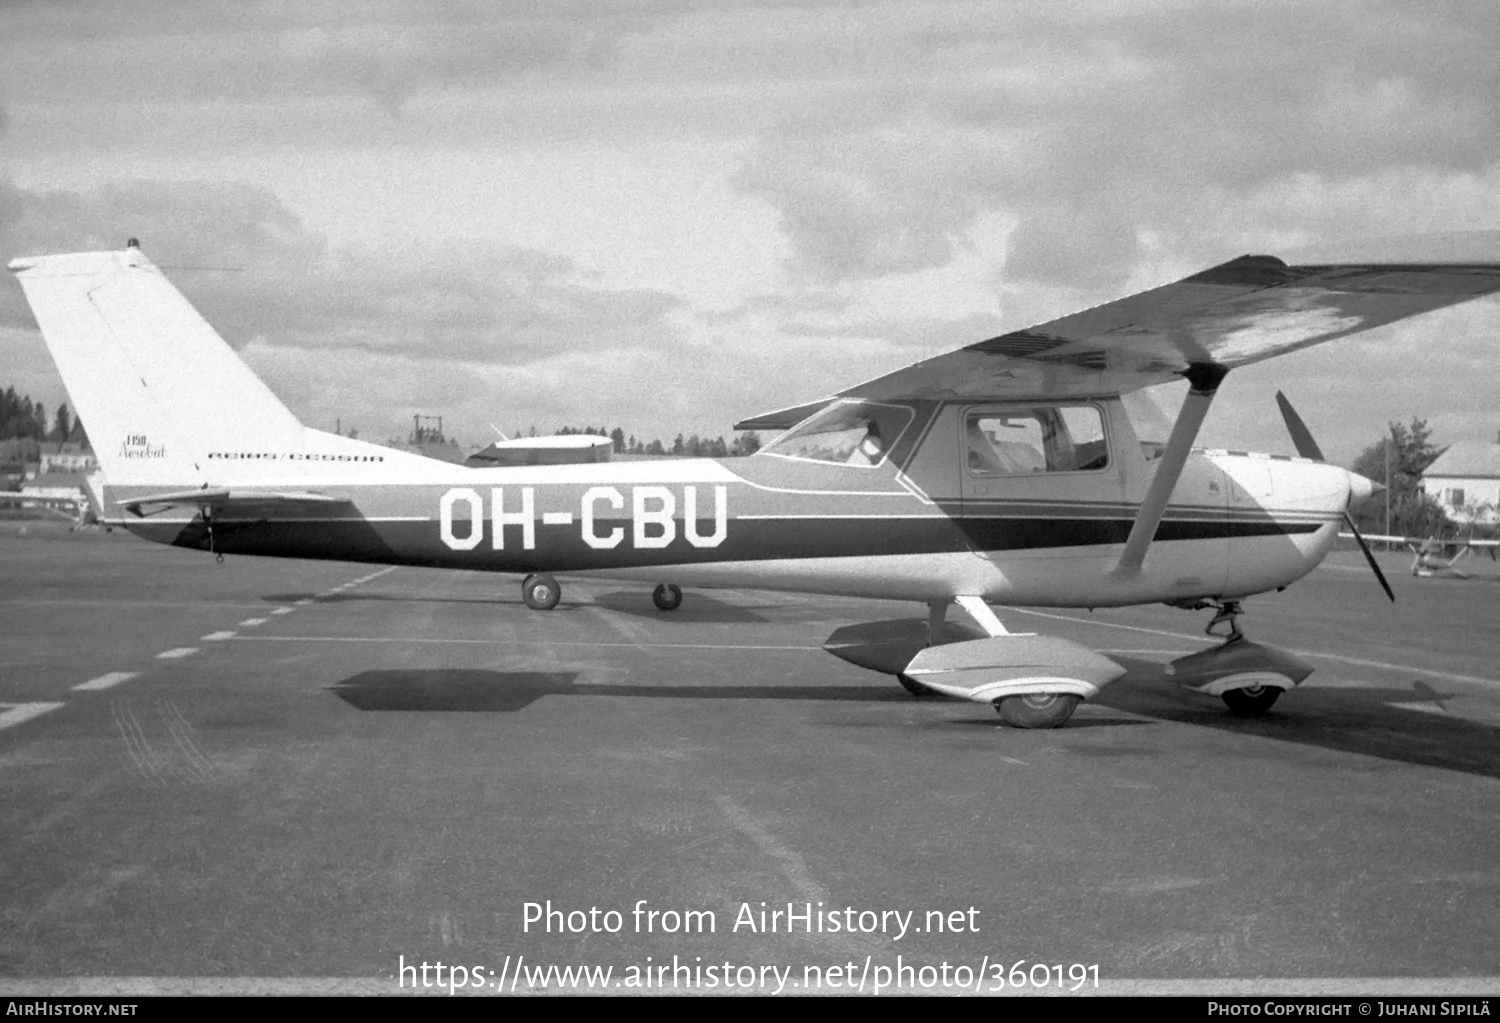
[
  {"xmin": 1421, "ymin": 437, "xmax": 1500, "ymax": 527},
  {"xmin": 39, "ymin": 441, "xmax": 96, "ymax": 475}
]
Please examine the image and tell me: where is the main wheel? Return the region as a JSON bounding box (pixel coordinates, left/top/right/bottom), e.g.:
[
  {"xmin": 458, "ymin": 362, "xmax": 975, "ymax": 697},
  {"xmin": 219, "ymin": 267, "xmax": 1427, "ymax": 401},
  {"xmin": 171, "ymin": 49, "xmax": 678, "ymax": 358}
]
[
  {"xmin": 995, "ymin": 692, "xmax": 1080, "ymax": 729},
  {"xmin": 1222, "ymin": 685, "xmax": 1280, "ymax": 716},
  {"xmin": 522, "ymin": 572, "xmax": 561, "ymax": 610},
  {"xmin": 652, "ymin": 583, "xmax": 683, "ymax": 611},
  {"xmin": 896, "ymin": 673, "xmax": 938, "ymax": 698}
]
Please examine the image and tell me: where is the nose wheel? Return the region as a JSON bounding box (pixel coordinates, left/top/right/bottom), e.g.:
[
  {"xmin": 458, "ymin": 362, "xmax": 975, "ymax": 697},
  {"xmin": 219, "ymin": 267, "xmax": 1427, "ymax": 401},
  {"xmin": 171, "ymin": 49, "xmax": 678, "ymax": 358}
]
[
  {"xmin": 1221, "ymin": 684, "xmax": 1281, "ymax": 716},
  {"xmin": 521, "ymin": 573, "xmax": 561, "ymax": 610}
]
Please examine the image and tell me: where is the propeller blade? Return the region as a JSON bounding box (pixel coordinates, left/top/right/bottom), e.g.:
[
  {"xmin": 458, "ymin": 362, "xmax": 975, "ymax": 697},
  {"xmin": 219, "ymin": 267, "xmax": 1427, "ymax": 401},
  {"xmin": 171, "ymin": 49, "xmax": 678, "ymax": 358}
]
[
  {"xmin": 1276, "ymin": 393, "xmax": 1392, "ymax": 601},
  {"xmin": 1274, "ymin": 391, "xmax": 1326, "ymax": 462},
  {"xmin": 1343, "ymin": 512, "xmax": 1396, "ymax": 603}
]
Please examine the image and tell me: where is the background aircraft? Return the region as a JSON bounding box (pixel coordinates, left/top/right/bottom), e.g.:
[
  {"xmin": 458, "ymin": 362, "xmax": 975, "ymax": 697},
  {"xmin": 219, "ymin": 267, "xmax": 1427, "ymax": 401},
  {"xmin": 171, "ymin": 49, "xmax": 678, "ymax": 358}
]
[
  {"xmin": 10, "ymin": 241, "xmax": 1500, "ymax": 727},
  {"xmin": 1339, "ymin": 531, "xmax": 1499, "ymax": 577}
]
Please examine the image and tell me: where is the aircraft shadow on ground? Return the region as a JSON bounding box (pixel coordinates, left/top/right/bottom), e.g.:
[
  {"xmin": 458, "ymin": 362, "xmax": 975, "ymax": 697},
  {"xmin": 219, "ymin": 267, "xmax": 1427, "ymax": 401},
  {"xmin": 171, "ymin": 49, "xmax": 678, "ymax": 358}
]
[
  {"xmin": 261, "ymin": 591, "xmax": 783, "ymax": 618},
  {"xmin": 588, "ymin": 590, "xmax": 771, "ymax": 624},
  {"xmin": 938, "ymin": 712, "xmax": 1154, "ymax": 731},
  {"xmin": 1098, "ymin": 655, "xmax": 1500, "ymax": 780},
  {"xmin": 325, "ymin": 636, "xmax": 1500, "ymax": 779},
  {"xmin": 328, "ymin": 668, "xmax": 912, "ymax": 712}
]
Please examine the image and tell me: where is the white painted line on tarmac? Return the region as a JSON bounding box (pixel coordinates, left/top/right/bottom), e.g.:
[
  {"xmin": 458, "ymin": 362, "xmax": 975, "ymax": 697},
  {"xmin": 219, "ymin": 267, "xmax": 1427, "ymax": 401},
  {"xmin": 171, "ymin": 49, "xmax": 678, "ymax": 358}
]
[
  {"xmin": 271, "ymin": 607, "xmax": 294, "ymax": 615},
  {"xmin": 1010, "ymin": 608, "xmax": 1500, "ymax": 688},
  {"xmin": 228, "ymin": 634, "xmax": 820, "ymax": 651},
  {"xmin": 713, "ymin": 794, "xmax": 829, "ymax": 904},
  {"xmin": 0, "ymin": 599, "xmax": 269, "ymax": 610},
  {"xmin": 239, "ymin": 617, "xmax": 268, "ymax": 627},
  {"xmin": 0, "ymin": 702, "xmax": 65, "ymax": 732},
  {"xmin": 73, "ymin": 671, "xmax": 138, "ymax": 692},
  {"xmin": 294, "ymin": 598, "xmax": 314, "ymax": 606},
  {"xmin": 201, "ymin": 631, "xmax": 236, "ymax": 641},
  {"xmin": 155, "ymin": 647, "xmax": 198, "ymax": 660},
  {"xmin": 587, "ymin": 606, "xmax": 650, "ymax": 646}
]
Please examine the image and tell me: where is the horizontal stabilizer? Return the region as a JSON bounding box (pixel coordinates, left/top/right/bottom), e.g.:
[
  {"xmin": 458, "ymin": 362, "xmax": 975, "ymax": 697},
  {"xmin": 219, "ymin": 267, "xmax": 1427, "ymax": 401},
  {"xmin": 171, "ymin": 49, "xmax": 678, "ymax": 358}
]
[
  {"xmin": 904, "ymin": 635, "xmax": 1125, "ymax": 703},
  {"xmin": 120, "ymin": 488, "xmax": 351, "ymax": 516}
]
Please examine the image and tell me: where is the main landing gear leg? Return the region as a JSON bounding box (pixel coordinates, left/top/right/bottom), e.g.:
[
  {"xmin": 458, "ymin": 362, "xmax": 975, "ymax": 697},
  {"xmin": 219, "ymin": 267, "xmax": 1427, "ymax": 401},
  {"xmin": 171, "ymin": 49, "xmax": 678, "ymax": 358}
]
[
  {"xmin": 956, "ymin": 596, "xmax": 1080, "ymax": 728},
  {"xmin": 896, "ymin": 601, "xmax": 948, "ymax": 698},
  {"xmin": 521, "ymin": 573, "xmax": 561, "ymax": 610}
]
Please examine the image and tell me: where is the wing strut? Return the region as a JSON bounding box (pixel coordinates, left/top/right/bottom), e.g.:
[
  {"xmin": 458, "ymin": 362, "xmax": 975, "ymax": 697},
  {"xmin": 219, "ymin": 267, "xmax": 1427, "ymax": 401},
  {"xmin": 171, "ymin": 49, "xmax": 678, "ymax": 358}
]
[{"xmin": 1112, "ymin": 362, "xmax": 1229, "ymax": 576}]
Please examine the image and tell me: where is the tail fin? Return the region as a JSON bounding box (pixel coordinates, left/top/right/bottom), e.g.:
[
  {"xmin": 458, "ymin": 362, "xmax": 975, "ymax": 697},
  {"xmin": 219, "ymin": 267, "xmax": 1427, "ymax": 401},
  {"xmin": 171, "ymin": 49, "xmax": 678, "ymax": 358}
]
[{"xmin": 8, "ymin": 244, "xmax": 306, "ymax": 486}]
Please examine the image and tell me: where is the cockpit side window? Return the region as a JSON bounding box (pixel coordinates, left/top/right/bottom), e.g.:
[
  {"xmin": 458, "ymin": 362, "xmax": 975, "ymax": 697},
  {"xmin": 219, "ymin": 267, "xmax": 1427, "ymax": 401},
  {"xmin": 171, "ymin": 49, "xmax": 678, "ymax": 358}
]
[
  {"xmin": 966, "ymin": 405, "xmax": 1108, "ymax": 476},
  {"xmin": 760, "ymin": 401, "xmax": 915, "ymax": 467}
]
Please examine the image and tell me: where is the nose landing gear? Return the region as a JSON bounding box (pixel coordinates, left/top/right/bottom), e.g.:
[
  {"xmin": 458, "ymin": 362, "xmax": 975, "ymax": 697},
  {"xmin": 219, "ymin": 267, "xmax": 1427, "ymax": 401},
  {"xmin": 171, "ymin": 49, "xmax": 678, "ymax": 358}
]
[
  {"xmin": 1205, "ymin": 599, "xmax": 1244, "ymax": 642},
  {"xmin": 1164, "ymin": 598, "xmax": 1312, "ymax": 716}
]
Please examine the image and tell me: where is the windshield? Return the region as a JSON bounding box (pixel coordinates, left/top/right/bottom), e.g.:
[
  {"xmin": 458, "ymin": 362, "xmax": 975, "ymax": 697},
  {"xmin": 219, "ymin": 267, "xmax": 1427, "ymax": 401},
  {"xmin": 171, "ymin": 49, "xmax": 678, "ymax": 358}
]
[{"xmin": 761, "ymin": 401, "xmax": 914, "ymax": 467}]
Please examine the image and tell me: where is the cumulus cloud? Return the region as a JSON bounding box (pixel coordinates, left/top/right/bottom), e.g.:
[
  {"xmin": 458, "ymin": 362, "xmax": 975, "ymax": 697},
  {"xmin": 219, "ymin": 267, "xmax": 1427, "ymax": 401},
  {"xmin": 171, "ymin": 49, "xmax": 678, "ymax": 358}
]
[
  {"xmin": 732, "ymin": 114, "xmax": 1004, "ymax": 283},
  {"xmin": 0, "ymin": 178, "xmax": 691, "ymax": 442},
  {"xmin": 6, "ymin": 2, "xmax": 1499, "ymax": 451},
  {"xmin": 0, "ymin": 0, "xmax": 672, "ymax": 118},
  {"xmin": 1004, "ymin": 205, "xmax": 1140, "ymax": 291},
  {"xmin": 729, "ymin": 2, "xmax": 1500, "ymax": 292}
]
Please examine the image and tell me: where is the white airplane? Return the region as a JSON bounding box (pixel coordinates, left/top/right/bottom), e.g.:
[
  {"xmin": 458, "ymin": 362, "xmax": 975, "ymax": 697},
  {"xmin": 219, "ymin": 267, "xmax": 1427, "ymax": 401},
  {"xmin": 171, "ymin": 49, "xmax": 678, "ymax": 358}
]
[
  {"xmin": 1338, "ymin": 531, "xmax": 1499, "ymax": 577},
  {"xmin": 467, "ymin": 433, "xmax": 615, "ymax": 468},
  {"xmin": 10, "ymin": 240, "xmax": 1500, "ymax": 728}
]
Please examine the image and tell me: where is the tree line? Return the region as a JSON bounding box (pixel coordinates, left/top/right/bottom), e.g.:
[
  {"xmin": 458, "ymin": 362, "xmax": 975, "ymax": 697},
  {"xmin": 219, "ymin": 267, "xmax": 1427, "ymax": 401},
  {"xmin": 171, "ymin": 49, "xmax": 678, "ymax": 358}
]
[
  {"xmin": 1346, "ymin": 417, "xmax": 1483, "ymax": 538},
  {"xmin": 1, "ymin": 386, "xmax": 89, "ymax": 450},
  {"xmin": 547, "ymin": 425, "xmax": 762, "ymax": 458}
]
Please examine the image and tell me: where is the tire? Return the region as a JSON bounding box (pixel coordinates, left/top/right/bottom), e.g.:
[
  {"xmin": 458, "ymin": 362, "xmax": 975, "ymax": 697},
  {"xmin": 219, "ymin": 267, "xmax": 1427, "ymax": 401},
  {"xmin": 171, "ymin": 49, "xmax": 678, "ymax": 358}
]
[
  {"xmin": 652, "ymin": 583, "xmax": 683, "ymax": 611},
  {"xmin": 522, "ymin": 573, "xmax": 561, "ymax": 610},
  {"xmin": 994, "ymin": 692, "xmax": 1080, "ymax": 729},
  {"xmin": 1222, "ymin": 685, "xmax": 1281, "ymax": 716},
  {"xmin": 896, "ymin": 673, "xmax": 938, "ymax": 698}
]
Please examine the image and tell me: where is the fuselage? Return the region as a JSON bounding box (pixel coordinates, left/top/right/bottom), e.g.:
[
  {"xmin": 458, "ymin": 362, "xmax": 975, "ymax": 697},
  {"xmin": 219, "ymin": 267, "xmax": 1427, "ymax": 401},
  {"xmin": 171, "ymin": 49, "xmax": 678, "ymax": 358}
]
[{"xmin": 107, "ymin": 397, "xmax": 1361, "ymax": 609}]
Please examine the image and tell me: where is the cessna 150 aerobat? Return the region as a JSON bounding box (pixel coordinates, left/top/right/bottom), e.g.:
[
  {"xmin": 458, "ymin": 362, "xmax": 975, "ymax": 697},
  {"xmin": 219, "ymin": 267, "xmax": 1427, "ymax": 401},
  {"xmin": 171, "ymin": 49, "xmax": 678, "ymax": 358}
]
[{"xmin": 11, "ymin": 241, "xmax": 1500, "ymax": 728}]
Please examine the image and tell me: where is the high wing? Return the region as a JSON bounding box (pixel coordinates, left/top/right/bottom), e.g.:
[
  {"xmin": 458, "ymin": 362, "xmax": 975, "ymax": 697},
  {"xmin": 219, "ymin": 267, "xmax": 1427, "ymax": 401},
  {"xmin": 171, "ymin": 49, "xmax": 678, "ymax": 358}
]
[{"xmin": 735, "ymin": 253, "xmax": 1500, "ymax": 430}]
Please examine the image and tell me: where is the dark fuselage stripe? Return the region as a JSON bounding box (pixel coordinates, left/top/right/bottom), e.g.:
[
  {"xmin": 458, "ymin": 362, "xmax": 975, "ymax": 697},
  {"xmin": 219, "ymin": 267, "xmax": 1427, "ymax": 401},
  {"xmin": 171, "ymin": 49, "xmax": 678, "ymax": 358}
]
[{"xmin": 136, "ymin": 514, "xmax": 1324, "ymax": 572}]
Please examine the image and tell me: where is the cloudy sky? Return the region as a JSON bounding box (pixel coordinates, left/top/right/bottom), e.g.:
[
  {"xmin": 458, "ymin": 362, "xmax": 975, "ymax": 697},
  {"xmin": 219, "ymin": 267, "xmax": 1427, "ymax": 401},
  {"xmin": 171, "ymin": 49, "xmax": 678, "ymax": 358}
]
[{"xmin": 2, "ymin": 0, "xmax": 1497, "ymax": 461}]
